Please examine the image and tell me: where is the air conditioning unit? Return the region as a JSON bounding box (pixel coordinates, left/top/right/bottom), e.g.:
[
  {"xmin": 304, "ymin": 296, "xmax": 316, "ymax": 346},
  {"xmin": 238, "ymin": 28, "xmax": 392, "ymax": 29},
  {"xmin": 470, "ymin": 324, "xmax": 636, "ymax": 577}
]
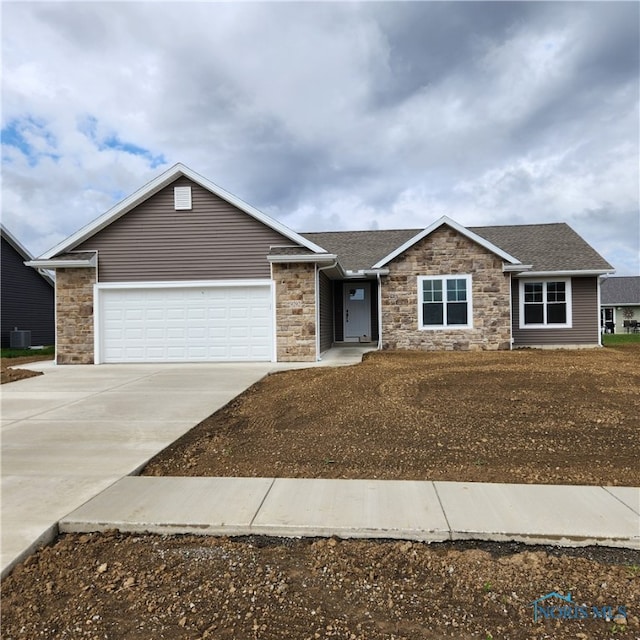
[{"xmin": 10, "ymin": 330, "xmax": 31, "ymax": 349}]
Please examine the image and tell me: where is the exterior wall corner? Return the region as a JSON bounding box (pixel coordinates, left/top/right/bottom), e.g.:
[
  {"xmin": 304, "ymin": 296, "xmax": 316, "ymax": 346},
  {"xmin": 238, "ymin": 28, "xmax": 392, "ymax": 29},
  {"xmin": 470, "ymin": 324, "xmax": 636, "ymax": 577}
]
[
  {"xmin": 55, "ymin": 267, "xmax": 96, "ymax": 364},
  {"xmin": 273, "ymin": 262, "xmax": 317, "ymax": 362}
]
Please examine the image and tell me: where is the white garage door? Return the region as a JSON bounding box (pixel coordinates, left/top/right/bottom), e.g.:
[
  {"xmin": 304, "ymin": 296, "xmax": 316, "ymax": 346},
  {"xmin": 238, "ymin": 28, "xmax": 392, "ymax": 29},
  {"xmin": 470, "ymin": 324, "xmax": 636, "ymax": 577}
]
[{"xmin": 98, "ymin": 283, "xmax": 273, "ymax": 363}]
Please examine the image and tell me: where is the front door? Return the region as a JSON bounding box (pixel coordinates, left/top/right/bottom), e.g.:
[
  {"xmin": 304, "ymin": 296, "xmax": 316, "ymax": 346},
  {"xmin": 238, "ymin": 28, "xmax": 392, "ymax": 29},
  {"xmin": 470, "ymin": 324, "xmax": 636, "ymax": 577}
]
[{"xmin": 343, "ymin": 283, "xmax": 371, "ymax": 342}]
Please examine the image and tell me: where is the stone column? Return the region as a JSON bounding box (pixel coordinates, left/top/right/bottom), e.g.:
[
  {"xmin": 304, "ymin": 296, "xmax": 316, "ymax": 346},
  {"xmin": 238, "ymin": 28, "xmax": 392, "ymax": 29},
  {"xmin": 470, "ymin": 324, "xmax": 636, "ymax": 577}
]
[
  {"xmin": 55, "ymin": 267, "xmax": 96, "ymax": 364},
  {"xmin": 273, "ymin": 262, "xmax": 317, "ymax": 361}
]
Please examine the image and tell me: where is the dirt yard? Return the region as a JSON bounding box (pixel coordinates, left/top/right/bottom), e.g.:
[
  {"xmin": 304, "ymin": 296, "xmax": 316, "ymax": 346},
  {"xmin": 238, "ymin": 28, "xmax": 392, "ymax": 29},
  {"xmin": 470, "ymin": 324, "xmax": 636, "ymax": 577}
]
[
  {"xmin": 0, "ymin": 355, "xmax": 51, "ymax": 384},
  {"xmin": 2, "ymin": 532, "xmax": 638, "ymax": 640},
  {"xmin": 144, "ymin": 347, "xmax": 640, "ymax": 486},
  {"xmin": 2, "ymin": 347, "xmax": 639, "ymax": 639}
]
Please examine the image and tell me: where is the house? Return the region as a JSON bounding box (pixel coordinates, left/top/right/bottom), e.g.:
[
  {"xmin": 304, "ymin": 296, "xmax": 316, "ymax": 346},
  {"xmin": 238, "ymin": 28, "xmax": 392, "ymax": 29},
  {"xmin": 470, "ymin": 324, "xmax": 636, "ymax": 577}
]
[
  {"xmin": 601, "ymin": 276, "xmax": 640, "ymax": 333},
  {"xmin": 26, "ymin": 163, "xmax": 614, "ymax": 364},
  {"xmin": 1, "ymin": 224, "xmax": 55, "ymax": 349}
]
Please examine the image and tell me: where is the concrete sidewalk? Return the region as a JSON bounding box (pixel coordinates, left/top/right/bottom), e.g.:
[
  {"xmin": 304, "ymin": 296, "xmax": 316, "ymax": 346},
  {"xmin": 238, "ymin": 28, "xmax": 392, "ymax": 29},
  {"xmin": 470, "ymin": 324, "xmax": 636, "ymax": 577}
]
[{"xmin": 60, "ymin": 476, "xmax": 640, "ymax": 549}]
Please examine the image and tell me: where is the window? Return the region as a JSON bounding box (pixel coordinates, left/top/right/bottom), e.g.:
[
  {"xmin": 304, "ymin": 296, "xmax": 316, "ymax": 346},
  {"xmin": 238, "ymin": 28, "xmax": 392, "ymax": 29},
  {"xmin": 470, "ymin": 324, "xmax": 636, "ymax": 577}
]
[
  {"xmin": 418, "ymin": 275, "xmax": 473, "ymax": 329},
  {"xmin": 520, "ymin": 279, "xmax": 572, "ymax": 328}
]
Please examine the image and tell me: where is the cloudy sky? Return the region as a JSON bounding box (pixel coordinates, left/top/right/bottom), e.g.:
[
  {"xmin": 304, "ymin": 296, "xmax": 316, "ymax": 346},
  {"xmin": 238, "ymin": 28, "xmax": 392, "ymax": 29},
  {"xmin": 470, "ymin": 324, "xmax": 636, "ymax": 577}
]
[{"xmin": 2, "ymin": 1, "xmax": 639, "ymax": 274}]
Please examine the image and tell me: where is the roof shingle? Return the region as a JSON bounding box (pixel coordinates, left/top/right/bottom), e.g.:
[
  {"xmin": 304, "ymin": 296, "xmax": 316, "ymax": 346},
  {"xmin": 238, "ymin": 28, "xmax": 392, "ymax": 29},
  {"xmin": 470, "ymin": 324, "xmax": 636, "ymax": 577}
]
[
  {"xmin": 601, "ymin": 276, "xmax": 640, "ymax": 305},
  {"xmin": 302, "ymin": 222, "xmax": 613, "ymax": 273}
]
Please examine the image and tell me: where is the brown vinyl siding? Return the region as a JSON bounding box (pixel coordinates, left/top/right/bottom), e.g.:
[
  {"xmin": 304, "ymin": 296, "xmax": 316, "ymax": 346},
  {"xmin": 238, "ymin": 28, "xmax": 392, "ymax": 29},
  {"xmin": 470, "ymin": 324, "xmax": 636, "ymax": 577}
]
[
  {"xmin": 512, "ymin": 277, "xmax": 601, "ymax": 346},
  {"xmin": 74, "ymin": 177, "xmax": 293, "ymax": 282},
  {"xmin": 319, "ymin": 270, "xmax": 334, "ymax": 353},
  {"xmin": 1, "ymin": 236, "xmax": 54, "ymax": 347}
]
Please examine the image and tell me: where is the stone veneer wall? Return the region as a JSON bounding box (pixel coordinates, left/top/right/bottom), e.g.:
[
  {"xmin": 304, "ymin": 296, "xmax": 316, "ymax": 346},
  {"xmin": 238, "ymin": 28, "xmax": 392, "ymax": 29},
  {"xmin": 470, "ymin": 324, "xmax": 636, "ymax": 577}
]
[
  {"xmin": 381, "ymin": 227, "xmax": 512, "ymax": 351},
  {"xmin": 56, "ymin": 267, "xmax": 96, "ymax": 364},
  {"xmin": 273, "ymin": 262, "xmax": 317, "ymax": 361}
]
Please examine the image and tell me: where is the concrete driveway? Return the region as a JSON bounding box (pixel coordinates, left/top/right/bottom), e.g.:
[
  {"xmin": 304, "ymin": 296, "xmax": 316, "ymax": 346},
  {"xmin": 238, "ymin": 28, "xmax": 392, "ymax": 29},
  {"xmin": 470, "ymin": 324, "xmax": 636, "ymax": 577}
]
[
  {"xmin": 1, "ymin": 361, "xmax": 286, "ymax": 577},
  {"xmin": 1, "ymin": 348, "xmax": 373, "ymax": 578}
]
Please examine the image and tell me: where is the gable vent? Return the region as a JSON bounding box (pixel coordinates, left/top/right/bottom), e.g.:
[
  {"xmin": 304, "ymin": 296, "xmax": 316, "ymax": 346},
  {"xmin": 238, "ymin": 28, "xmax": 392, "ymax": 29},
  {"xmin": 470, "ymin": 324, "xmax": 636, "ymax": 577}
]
[{"xmin": 174, "ymin": 186, "xmax": 192, "ymax": 210}]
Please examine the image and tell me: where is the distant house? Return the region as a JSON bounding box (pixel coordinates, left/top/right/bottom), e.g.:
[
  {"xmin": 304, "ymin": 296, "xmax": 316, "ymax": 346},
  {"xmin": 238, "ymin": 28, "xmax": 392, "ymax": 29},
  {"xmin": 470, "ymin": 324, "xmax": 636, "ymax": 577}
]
[
  {"xmin": 601, "ymin": 276, "xmax": 640, "ymax": 334},
  {"xmin": 1, "ymin": 225, "xmax": 55, "ymax": 348},
  {"xmin": 26, "ymin": 163, "xmax": 614, "ymax": 364}
]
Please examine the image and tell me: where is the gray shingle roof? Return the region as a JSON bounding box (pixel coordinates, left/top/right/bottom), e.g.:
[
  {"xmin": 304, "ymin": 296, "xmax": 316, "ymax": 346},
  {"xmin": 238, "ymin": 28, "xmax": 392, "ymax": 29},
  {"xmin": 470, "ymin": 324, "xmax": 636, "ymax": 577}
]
[
  {"xmin": 601, "ymin": 276, "xmax": 640, "ymax": 304},
  {"xmin": 301, "ymin": 229, "xmax": 421, "ymax": 271},
  {"xmin": 302, "ymin": 222, "xmax": 613, "ymax": 273},
  {"xmin": 52, "ymin": 252, "xmax": 98, "ymax": 262},
  {"xmin": 470, "ymin": 223, "xmax": 613, "ymax": 273}
]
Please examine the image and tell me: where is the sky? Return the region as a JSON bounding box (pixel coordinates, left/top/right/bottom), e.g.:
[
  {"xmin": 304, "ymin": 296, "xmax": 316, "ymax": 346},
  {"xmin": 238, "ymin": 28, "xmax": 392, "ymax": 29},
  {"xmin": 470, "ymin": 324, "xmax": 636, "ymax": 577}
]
[{"xmin": 2, "ymin": 1, "xmax": 639, "ymax": 275}]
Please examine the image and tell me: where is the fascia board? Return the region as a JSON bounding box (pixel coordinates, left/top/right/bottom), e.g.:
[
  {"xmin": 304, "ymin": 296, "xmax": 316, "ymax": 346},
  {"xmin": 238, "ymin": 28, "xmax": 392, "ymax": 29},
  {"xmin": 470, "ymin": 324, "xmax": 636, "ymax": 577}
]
[
  {"xmin": 372, "ymin": 215, "xmax": 521, "ymax": 268},
  {"xmin": 268, "ymin": 254, "xmax": 337, "ymax": 263},
  {"xmin": 515, "ymin": 269, "xmax": 616, "ymax": 278},
  {"xmin": 25, "ymin": 255, "xmax": 97, "ymax": 269},
  {"xmin": 503, "ymin": 264, "xmax": 533, "ymax": 273},
  {"xmin": 267, "ymin": 253, "xmax": 338, "ymax": 263},
  {"xmin": 40, "ymin": 163, "xmax": 327, "ymax": 259}
]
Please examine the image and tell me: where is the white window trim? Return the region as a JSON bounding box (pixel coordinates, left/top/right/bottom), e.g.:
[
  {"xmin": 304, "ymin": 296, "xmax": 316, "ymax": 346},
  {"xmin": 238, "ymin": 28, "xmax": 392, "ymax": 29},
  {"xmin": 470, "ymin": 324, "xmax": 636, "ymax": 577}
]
[
  {"xmin": 519, "ymin": 278, "xmax": 573, "ymax": 329},
  {"xmin": 418, "ymin": 274, "xmax": 473, "ymax": 330}
]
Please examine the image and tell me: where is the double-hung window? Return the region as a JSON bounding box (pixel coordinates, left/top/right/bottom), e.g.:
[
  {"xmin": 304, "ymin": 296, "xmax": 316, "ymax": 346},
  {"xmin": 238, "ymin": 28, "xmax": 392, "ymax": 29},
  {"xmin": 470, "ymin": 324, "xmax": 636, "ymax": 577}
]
[
  {"xmin": 520, "ymin": 279, "xmax": 572, "ymax": 328},
  {"xmin": 419, "ymin": 275, "xmax": 473, "ymax": 329}
]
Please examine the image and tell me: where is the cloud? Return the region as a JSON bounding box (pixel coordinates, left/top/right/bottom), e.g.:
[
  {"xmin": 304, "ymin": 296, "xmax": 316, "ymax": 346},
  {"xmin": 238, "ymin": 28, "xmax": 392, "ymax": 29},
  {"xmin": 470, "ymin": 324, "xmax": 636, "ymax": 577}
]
[{"xmin": 1, "ymin": 1, "xmax": 638, "ymax": 275}]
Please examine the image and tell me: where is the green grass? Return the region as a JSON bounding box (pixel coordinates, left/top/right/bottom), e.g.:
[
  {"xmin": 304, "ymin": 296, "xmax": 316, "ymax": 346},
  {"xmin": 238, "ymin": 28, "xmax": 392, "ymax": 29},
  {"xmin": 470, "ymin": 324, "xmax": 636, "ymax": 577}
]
[
  {"xmin": 602, "ymin": 333, "xmax": 640, "ymax": 347},
  {"xmin": 1, "ymin": 346, "xmax": 55, "ymax": 358}
]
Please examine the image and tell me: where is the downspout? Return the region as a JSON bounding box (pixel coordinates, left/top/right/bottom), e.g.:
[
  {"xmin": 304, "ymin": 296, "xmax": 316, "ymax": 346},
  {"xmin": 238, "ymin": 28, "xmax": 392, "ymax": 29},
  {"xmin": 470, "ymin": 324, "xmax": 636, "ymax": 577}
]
[
  {"xmin": 508, "ymin": 272, "xmax": 514, "ymax": 350},
  {"xmin": 316, "ymin": 260, "xmax": 338, "ymax": 361},
  {"xmin": 597, "ymin": 276, "xmax": 603, "ymax": 347},
  {"xmin": 377, "ymin": 271, "xmax": 383, "ymax": 351}
]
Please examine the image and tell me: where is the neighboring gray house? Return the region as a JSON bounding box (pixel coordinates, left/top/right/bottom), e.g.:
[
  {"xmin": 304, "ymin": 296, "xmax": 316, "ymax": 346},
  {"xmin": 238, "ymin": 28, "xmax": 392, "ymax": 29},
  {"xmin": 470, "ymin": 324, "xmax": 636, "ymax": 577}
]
[
  {"xmin": 601, "ymin": 276, "xmax": 640, "ymax": 333},
  {"xmin": 27, "ymin": 163, "xmax": 614, "ymax": 364},
  {"xmin": 1, "ymin": 224, "xmax": 55, "ymax": 348}
]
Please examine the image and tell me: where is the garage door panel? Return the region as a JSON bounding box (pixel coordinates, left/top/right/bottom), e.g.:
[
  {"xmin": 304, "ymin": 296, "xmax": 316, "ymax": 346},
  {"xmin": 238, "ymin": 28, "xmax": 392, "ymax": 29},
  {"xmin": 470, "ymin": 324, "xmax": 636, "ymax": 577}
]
[{"xmin": 100, "ymin": 284, "xmax": 273, "ymax": 363}]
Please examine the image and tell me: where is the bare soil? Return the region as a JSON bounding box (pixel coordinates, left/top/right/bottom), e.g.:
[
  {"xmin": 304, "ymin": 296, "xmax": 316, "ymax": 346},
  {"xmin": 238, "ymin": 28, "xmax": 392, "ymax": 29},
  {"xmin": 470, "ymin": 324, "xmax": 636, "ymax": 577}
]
[
  {"xmin": 2, "ymin": 347, "xmax": 639, "ymax": 639},
  {"xmin": 2, "ymin": 532, "xmax": 638, "ymax": 640},
  {"xmin": 0, "ymin": 355, "xmax": 51, "ymax": 384},
  {"xmin": 144, "ymin": 347, "xmax": 640, "ymax": 486}
]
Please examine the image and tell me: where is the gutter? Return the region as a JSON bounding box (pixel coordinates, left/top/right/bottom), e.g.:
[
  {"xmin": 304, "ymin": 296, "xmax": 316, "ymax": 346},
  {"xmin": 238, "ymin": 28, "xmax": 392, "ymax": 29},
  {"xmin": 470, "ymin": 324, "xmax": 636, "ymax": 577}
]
[{"xmin": 515, "ymin": 269, "xmax": 615, "ymax": 278}]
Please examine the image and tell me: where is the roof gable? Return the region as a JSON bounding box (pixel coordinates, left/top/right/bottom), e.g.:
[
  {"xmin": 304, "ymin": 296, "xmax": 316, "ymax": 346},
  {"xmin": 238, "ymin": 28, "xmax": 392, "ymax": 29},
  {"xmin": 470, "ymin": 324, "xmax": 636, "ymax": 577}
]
[
  {"xmin": 371, "ymin": 216, "xmax": 521, "ymax": 269},
  {"xmin": 40, "ymin": 163, "xmax": 326, "ymax": 259}
]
